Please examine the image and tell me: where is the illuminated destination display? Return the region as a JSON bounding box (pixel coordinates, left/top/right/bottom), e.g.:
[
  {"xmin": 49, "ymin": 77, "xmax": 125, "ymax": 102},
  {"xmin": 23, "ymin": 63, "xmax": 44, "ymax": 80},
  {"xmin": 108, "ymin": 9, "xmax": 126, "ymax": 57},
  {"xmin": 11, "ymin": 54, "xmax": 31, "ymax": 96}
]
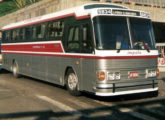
[
  {"xmin": 97, "ymin": 9, "xmax": 145, "ymax": 17},
  {"xmin": 112, "ymin": 10, "xmax": 140, "ymax": 16}
]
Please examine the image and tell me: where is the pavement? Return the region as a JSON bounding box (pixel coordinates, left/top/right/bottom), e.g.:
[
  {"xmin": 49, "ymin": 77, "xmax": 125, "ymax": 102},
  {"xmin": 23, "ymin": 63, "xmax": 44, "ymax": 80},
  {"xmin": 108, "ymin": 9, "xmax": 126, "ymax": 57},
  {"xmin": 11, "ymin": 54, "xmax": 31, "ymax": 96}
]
[{"xmin": 0, "ymin": 70, "xmax": 165, "ymax": 120}]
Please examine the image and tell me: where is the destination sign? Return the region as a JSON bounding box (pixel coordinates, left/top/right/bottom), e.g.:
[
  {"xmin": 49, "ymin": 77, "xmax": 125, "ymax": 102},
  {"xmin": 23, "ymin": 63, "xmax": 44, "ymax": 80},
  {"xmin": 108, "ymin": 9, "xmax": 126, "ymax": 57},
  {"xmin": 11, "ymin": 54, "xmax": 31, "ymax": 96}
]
[
  {"xmin": 97, "ymin": 9, "xmax": 149, "ymax": 18},
  {"xmin": 112, "ymin": 10, "xmax": 140, "ymax": 16},
  {"xmin": 97, "ymin": 9, "xmax": 112, "ymax": 15}
]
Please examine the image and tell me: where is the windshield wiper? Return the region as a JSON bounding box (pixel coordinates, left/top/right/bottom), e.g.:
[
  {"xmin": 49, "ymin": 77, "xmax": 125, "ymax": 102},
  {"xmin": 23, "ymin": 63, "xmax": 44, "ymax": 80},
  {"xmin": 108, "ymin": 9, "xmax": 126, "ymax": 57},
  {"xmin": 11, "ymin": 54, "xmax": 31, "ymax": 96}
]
[{"xmin": 117, "ymin": 49, "xmax": 121, "ymax": 53}]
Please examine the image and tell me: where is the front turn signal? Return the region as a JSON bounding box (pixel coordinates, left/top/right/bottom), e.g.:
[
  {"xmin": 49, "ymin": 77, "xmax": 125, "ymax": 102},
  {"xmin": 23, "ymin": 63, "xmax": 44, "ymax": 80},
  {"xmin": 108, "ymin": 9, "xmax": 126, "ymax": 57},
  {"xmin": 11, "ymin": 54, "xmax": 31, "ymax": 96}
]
[{"xmin": 96, "ymin": 71, "xmax": 105, "ymax": 81}]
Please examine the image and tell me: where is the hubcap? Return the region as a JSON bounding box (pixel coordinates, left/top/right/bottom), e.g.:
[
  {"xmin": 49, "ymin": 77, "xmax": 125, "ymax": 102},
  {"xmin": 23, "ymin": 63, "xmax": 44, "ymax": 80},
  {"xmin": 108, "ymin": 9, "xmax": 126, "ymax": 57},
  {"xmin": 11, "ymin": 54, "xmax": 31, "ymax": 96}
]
[{"xmin": 68, "ymin": 73, "xmax": 77, "ymax": 90}]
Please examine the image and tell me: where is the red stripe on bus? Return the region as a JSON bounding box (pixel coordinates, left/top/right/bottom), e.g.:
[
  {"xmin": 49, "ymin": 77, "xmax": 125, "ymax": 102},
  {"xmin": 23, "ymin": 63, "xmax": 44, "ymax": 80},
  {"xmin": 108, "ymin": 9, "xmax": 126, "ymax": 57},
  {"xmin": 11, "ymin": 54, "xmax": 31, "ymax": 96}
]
[
  {"xmin": 1, "ymin": 51, "xmax": 158, "ymax": 59},
  {"xmin": 2, "ymin": 43, "xmax": 64, "ymax": 53},
  {"xmin": 1, "ymin": 13, "xmax": 90, "ymax": 31}
]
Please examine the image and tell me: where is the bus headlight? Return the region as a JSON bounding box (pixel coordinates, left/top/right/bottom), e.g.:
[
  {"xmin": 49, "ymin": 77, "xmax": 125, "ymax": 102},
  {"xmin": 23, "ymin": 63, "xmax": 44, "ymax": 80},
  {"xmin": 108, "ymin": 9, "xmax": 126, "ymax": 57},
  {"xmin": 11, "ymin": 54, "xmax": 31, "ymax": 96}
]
[
  {"xmin": 146, "ymin": 69, "xmax": 156, "ymax": 78},
  {"xmin": 108, "ymin": 72, "xmax": 120, "ymax": 80}
]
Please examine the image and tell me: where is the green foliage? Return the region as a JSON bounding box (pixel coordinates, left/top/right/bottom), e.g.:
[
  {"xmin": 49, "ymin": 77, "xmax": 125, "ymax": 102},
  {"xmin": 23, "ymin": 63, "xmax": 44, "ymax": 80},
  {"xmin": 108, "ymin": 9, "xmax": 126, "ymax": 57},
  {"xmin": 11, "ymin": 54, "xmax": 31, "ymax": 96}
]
[
  {"xmin": 0, "ymin": 0, "xmax": 41, "ymax": 17},
  {"xmin": 29, "ymin": 0, "xmax": 40, "ymax": 4},
  {"xmin": 13, "ymin": 0, "xmax": 41, "ymax": 9},
  {"xmin": 0, "ymin": 1, "xmax": 17, "ymax": 16},
  {"xmin": 13, "ymin": 0, "xmax": 26, "ymax": 9}
]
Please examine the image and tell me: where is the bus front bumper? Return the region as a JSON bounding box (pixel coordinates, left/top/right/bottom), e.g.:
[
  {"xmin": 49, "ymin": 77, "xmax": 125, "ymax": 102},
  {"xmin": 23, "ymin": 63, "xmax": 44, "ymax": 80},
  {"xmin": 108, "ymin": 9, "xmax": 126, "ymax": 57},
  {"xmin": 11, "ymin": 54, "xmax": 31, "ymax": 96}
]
[
  {"xmin": 95, "ymin": 87, "xmax": 158, "ymax": 96},
  {"xmin": 94, "ymin": 80, "xmax": 158, "ymax": 96}
]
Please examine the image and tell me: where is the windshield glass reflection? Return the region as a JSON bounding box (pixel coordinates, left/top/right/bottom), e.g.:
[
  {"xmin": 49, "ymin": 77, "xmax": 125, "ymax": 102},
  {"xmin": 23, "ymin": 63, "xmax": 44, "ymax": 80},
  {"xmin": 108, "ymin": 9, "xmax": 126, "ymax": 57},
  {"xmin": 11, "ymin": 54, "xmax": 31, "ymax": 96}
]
[
  {"xmin": 93, "ymin": 16, "xmax": 156, "ymax": 50},
  {"xmin": 130, "ymin": 18, "xmax": 156, "ymax": 50}
]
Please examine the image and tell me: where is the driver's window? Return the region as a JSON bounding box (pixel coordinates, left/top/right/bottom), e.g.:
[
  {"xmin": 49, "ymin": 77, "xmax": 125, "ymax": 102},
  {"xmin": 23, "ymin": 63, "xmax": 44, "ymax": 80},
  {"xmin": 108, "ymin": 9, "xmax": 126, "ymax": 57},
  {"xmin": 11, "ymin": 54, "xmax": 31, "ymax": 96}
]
[{"xmin": 81, "ymin": 24, "xmax": 93, "ymax": 53}]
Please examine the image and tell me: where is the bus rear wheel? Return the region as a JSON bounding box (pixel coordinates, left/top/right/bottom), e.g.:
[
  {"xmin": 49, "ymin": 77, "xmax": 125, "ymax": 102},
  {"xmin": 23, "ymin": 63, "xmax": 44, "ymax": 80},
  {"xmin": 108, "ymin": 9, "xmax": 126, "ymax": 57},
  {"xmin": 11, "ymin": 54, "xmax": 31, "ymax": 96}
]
[
  {"xmin": 66, "ymin": 69, "xmax": 81, "ymax": 96},
  {"xmin": 12, "ymin": 61, "xmax": 20, "ymax": 78}
]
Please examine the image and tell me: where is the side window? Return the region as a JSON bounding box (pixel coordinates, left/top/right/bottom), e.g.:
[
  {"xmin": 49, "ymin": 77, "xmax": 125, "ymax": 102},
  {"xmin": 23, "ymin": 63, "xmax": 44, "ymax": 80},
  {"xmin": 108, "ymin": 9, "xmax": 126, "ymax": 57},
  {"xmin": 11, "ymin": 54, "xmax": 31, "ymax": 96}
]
[
  {"xmin": 15, "ymin": 29, "xmax": 20, "ymax": 42},
  {"xmin": 12, "ymin": 30, "xmax": 16, "ymax": 41},
  {"xmin": 48, "ymin": 21, "xmax": 64, "ymax": 40},
  {"xmin": 32, "ymin": 27, "xmax": 37, "ymax": 40},
  {"xmin": 36, "ymin": 25, "xmax": 42, "ymax": 39},
  {"xmin": 56, "ymin": 21, "xmax": 64, "ymax": 37},
  {"xmin": 2, "ymin": 32, "xmax": 5, "ymax": 43},
  {"xmin": 20, "ymin": 28, "xmax": 25, "ymax": 41},
  {"xmin": 67, "ymin": 26, "xmax": 80, "ymax": 52},
  {"xmin": 10, "ymin": 31, "xmax": 13, "ymax": 42},
  {"xmin": 48, "ymin": 23, "xmax": 55, "ymax": 38},
  {"xmin": 41, "ymin": 24, "xmax": 46, "ymax": 38},
  {"xmin": 81, "ymin": 24, "xmax": 93, "ymax": 53},
  {"xmin": 36, "ymin": 24, "xmax": 46, "ymax": 39},
  {"xmin": 12, "ymin": 29, "xmax": 19, "ymax": 42},
  {"xmin": 5, "ymin": 31, "xmax": 11, "ymax": 43},
  {"xmin": 25, "ymin": 27, "xmax": 31, "ymax": 41}
]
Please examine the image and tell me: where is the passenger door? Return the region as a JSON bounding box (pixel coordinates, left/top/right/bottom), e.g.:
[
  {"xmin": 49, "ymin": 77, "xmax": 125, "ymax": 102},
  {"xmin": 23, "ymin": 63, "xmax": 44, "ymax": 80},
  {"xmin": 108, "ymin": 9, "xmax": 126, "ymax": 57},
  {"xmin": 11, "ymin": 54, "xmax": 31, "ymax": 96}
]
[
  {"xmin": 63, "ymin": 23, "xmax": 82, "ymax": 85},
  {"xmin": 80, "ymin": 22, "xmax": 95, "ymax": 91},
  {"xmin": 64, "ymin": 21, "xmax": 94, "ymax": 91}
]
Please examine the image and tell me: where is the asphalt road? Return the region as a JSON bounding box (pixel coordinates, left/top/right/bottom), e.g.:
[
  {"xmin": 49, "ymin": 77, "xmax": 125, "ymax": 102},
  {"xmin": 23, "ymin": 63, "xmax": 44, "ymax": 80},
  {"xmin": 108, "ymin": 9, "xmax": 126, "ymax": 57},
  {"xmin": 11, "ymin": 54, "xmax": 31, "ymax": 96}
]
[{"xmin": 0, "ymin": 70, "xmax": 165, "ymax": 120}]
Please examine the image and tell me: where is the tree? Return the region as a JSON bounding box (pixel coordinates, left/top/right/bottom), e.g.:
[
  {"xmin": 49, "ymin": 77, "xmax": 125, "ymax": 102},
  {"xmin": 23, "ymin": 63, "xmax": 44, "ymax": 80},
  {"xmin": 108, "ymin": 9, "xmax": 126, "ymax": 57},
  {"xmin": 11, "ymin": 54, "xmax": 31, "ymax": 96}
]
[
  {"xmin": 13, "ymin": 0, "xmax": 41, "ymax": 9},
  {"xmin": 29, "ymin": 0, "xmax": 39, "ymax": 4},
  {"xmin": 0, "ymin": 0, "xmax": 17, "ymax": 16},
  {"xmin": 13, "ymin": 0, "xmax": 26, "ymax": 8}
]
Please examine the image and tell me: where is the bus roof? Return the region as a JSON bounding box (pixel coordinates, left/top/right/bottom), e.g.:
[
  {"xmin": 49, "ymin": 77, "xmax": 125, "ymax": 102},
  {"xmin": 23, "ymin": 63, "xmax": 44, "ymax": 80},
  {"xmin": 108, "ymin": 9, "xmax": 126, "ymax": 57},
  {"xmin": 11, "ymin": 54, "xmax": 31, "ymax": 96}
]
[{"xmin": 1, "ymin": 3, "xmax": 149, "ymax": 31}]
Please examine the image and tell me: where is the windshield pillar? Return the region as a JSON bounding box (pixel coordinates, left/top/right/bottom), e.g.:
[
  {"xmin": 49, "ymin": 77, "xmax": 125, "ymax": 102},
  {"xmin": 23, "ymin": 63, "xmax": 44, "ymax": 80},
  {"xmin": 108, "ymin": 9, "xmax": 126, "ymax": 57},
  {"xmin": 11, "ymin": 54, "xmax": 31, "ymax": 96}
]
[{"xmin": 127, "ymin": 18, "xmax": 133, "ymax": 49}]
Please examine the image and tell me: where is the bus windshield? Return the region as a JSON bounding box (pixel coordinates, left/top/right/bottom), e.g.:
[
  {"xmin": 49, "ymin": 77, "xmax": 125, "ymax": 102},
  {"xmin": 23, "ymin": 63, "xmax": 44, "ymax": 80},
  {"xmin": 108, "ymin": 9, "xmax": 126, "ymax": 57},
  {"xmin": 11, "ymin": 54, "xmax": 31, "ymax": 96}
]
[
  {"xmin": 93, "ymin": 16, "xmax": 156, "ymax": 50},
  {"xmin": 130, "ymin": 18, "xmax": 155, "ymax": 50}
]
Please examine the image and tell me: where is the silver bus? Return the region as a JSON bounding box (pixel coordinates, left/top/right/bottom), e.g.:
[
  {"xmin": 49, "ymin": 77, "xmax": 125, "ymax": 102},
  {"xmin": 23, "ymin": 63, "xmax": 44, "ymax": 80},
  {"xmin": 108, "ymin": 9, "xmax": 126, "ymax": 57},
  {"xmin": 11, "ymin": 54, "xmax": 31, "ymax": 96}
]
[{"xmin": 1, "ymin": 3, "xmax": 158, "ymax": 96}]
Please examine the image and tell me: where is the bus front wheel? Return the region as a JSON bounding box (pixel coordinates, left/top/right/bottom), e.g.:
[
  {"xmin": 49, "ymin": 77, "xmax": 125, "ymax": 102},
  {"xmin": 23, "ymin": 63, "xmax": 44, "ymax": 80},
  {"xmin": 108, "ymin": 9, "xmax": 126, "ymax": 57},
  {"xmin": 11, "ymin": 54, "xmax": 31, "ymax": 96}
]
[{"xmin": 66, "ymin": 69, "xmax": 81, "ymax": 96}]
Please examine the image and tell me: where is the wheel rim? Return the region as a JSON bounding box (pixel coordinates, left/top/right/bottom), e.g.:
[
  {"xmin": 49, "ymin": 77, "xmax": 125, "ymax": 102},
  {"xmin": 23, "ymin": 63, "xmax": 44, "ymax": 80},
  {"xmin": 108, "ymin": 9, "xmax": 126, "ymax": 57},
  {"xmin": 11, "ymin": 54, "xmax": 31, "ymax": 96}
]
[{"xmin": 68, "ymin": 73, "xmax": 78, "ymax": 90}]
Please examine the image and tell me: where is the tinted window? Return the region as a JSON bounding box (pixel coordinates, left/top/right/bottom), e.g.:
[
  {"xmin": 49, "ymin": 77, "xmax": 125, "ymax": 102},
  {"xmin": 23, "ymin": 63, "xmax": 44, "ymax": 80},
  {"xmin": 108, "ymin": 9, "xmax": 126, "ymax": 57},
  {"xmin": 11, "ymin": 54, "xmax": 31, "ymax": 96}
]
[
  {"xmin": 25, "ymin": 27, "xmax": 31, "ymax": 41},
  {"xmin": 35, "ymin": 24, "xmax": 46, "ymax": 39},
  {"xmin": 32, "ymin": 27, "xmax": 37, "ymax": 40},
  {"xmin": 130, "ymin": 18, "xmax": 156, "ymax": 50},
  {"xmin": 48, "ymin": 21, "xmax": 64, "ymax": 40},
  {"xmin": 67, "ymin": 26, "xmax": 80, "ymax": 52},
  {"xmin": 93, "ymin": 16, "xmax": 156, "ymax": 50},
  {"xmin": 12, "ymin": 30, "xmax": 19, "ymax": 41},
  {"xmin": 5, "ymin": 31, "xmax": 11, "ymax": 42},
  {"xmin": 94, "ymin": 16, "xmax": 130, "ymax": 50},
  {"xmin": 81, "ymin": 24, "xmax": 93, "ymax": 53},
  {"xmin": 20, "ymin": 28, "xmax": 25, "ymax": 41}
]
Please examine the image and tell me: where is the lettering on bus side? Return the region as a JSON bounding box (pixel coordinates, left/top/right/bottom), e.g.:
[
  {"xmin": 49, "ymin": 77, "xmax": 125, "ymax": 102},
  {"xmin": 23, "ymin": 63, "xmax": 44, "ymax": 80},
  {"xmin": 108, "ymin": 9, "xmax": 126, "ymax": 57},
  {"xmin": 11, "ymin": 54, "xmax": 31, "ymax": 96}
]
[
  {"xmin": 32, "ymin": 45, "xmax": 45, "ymax": 49},
  {"xmin": 127, "ymin": 51, "xmax": 142, "ymax": 55}
]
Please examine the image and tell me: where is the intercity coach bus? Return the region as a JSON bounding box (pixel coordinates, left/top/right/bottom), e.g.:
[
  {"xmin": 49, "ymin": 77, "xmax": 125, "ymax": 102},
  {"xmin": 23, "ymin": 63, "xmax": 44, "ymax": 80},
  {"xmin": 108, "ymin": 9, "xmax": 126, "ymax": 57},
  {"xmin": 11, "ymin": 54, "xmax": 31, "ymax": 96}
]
[{"xmin": 1, "ymin": 3, "xmax": 158, "ymax": 96}]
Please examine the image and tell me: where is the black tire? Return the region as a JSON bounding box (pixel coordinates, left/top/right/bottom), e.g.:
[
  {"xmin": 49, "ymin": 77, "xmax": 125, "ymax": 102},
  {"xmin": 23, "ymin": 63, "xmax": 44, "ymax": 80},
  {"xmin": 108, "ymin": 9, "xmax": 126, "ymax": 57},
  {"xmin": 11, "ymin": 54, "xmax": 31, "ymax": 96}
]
[
  {"xmin": 12, "ymin": 61, "xmax": 20, "ymax": 78},
  {"xmin": 66, "ymin": 69, "xmax": 81, "ymax": 96},
  {"xmin": 153, "ymin": 90, "xmax": 159, "ymax": 97}
]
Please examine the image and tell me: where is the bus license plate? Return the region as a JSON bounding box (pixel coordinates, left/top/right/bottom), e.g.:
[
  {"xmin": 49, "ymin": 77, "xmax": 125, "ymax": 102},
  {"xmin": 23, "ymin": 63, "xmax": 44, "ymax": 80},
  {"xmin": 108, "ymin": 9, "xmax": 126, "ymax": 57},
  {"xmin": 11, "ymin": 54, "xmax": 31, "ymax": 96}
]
[{"xmin": 129, "ymin": 72, "xmax": 139, "ymax": 78}]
